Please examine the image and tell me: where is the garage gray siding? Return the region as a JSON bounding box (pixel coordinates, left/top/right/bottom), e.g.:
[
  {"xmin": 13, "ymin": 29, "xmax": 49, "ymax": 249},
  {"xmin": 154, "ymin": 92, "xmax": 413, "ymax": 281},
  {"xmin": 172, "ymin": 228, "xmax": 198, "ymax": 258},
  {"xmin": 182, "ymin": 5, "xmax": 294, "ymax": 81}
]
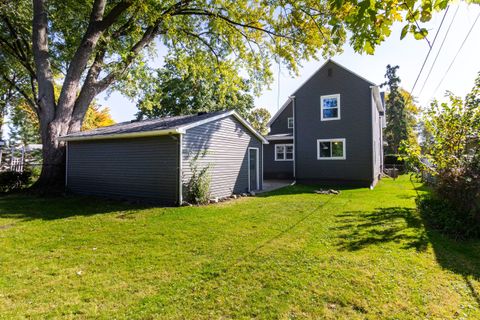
[
  {"xmin": 263, "ymin": 139, "xmax": 294, "ymax": 179},
  {"xmin": 182, "ymin": 115, "xmax": 263, "ymax": 199},
  {"xmin": 294, "ymin": 61, "xmax": 374, "ymax": 186},
  {"xmin": 269, "ymin": 101, "xmax": 293, "ymax": 134},
  {"xmin": 67, "ymin": 136, "xmax": 179, "ymax": 204}
]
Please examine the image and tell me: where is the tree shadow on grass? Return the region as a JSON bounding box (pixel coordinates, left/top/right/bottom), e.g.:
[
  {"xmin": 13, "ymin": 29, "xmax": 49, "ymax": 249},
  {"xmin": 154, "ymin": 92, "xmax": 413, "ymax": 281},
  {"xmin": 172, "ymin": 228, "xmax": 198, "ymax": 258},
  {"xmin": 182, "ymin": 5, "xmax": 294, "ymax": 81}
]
[
  {"xmin": 334, "ymin": 204, "xmax": 480, "ymax": 307},
  {"xmin": 0, "ymin": 193, "xmax": 152, "ymax": 222},
  {"xmin": 333, "ymin": 207, "xmax": 429, "ymax": 252},
  {"xmin": 423, "ymin": 225, "xmax": 480, "ymax": 306}
]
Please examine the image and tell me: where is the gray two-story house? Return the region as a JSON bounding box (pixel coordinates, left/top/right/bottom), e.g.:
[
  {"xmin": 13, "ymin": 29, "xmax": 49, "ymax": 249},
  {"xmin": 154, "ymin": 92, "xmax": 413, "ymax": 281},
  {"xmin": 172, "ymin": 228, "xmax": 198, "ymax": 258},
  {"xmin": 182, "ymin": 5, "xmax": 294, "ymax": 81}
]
[{"xmin": 264, "ymin": 60, "xmax": 385, "ymax": 187}]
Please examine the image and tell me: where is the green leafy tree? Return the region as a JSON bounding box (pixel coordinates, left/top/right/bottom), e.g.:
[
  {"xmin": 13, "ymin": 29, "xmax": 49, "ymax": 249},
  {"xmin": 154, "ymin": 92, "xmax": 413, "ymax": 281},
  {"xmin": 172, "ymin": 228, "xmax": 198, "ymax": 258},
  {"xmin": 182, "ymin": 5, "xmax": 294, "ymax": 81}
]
[
  {"xmin": 383, "ymin": 65, "xmax": 418, "ymax": 154},
  {"xmin": 0, "ymin": 0, "xmax": 456, "ymax": 189},
  {"xmin": 9, "ymin": 102, "xmax": 41, "ymax": 146},
  {"xmin": 247, "ymin": 108, "xmax": 271, "ymax": 136},
  {"xmin": 403, "ymin": 73, "xmax": 480, "ymax": 237},
  {"xmin": 136, "ymin": 56, "xmax": 254, "ymax": 119}
]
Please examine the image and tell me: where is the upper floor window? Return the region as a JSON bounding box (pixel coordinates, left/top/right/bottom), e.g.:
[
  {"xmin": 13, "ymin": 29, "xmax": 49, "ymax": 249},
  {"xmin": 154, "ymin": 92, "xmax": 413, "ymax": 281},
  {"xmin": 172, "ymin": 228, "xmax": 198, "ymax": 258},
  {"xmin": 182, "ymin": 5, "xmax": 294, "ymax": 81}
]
[
  {"xmin": 317, "ymin": 138, "xmax": 346, "ymax": 160},
  {"xmin": 321, "ymin": 94, "xmax": 341, "ymax": 121},
  {"xmin": 287, "ymin": 117, "xmax": 294, "ymax": 128},
  {"xmin": 275, "ymin": 144, "xmax": 294, "ymax": 161}
]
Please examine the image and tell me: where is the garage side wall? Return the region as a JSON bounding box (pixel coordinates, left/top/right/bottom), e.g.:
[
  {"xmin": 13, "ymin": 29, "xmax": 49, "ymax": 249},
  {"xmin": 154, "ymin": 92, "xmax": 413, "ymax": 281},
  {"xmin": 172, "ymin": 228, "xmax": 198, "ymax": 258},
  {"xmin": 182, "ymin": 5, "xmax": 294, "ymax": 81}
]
[
  {"xmin": 182, "ymin": 115, "xmax": 263, "ymax": 199},
  {"xmin": 67, "ymin": 136, "xmax": 179, "ymax": 204}
]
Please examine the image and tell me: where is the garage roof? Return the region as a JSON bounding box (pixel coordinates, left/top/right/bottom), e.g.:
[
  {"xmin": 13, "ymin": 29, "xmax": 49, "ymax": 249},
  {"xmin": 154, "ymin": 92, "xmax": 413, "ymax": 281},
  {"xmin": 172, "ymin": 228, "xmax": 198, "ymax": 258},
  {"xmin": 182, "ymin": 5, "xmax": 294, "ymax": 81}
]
[{"xmin": 59, "ymin": 110, "xmax": 268, "ymax": 143}]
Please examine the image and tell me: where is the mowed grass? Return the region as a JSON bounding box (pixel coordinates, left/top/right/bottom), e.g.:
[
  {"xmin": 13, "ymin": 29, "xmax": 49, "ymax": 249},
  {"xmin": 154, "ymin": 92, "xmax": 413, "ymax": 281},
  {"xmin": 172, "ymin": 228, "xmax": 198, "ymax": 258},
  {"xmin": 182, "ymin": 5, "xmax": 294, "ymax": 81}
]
[{"xmin": 1, "ymin": 176, "xmax": 480, "ymax": 319}]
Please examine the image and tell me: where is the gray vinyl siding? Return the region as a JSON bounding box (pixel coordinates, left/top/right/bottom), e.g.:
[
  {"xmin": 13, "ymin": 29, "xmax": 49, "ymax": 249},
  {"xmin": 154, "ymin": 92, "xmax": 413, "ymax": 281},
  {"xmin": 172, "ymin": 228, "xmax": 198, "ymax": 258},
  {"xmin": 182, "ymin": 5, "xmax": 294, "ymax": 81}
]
[
  {"xmin": 269, "ymin": 101, "xmax": 293, "ymax": 135},
  {"xmin": 263, "ymin": 139, "xmax": 294, "ymax": 179},
  {"xmin": 294, "ymin": 61, "xmax": 375, "ymax": 186},
  {"xmin": 67, "ymin": 136, "xmax": 179, "ymax": 204},
  {"xmin": 182, "ymin": 115, "xmax": 263, "ymax": 199}
]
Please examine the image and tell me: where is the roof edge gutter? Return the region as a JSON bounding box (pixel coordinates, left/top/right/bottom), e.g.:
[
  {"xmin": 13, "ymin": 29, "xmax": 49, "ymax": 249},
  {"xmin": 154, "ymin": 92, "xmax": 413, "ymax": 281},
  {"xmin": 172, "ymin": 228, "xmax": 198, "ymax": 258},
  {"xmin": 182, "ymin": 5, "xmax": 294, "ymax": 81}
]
[
  {"xmin": 266, "ymin": 136, "xmax": 294, "ymax": 141},
  {"xmin": 370, "ymin": 85, "xmax": 385, "ymax": 112},
  {"xmin": 58, "ymin": 128, "xmax": 185, "ymax": 142}
]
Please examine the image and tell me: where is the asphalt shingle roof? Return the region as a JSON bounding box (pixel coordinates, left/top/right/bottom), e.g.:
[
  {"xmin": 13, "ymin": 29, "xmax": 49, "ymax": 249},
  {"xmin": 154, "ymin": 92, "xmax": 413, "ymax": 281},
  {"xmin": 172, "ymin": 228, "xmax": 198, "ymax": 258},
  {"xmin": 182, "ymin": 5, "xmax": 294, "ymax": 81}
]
[{"xmin": 62, "ymin": 110, "xmax": 230, "ymax": 139}]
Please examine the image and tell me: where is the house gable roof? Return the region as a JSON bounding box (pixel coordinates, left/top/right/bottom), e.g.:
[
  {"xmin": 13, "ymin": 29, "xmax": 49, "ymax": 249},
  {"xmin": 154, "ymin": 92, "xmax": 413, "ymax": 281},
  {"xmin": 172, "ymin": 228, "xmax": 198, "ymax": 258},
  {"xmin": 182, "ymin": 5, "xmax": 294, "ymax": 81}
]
[
  {"xmin": 60, "ymin": 110, "xmax": 268, "ymax": 144},
  {"xmin": 267, "ymin": 97, "xmax": 292, "ymax": 127},
  {"xmin": 268, "ymin": 59, "xmax": 378, "ymax": 126}
]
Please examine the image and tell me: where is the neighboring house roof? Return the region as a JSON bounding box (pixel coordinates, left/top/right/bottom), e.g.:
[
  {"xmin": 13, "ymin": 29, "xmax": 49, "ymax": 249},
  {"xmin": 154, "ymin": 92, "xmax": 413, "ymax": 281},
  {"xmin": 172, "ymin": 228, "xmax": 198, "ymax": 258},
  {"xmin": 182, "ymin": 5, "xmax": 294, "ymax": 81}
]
[
  {"xmin": 265, "ymin": 133, "xmax": 293, "ymax": 141},
  {"xmin": 59, "ymin": 110, "xmax": 269, "ymax": 144},
  {"xmin": 268, "ymin": 59, "xmax": 382, "ymax": 126}
]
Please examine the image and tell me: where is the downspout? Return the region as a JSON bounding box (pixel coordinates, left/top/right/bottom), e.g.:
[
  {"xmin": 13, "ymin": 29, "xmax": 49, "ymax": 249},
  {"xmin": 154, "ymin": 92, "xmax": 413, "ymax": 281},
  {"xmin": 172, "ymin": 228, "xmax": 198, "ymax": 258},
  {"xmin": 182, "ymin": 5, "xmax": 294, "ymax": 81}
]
[
  {"xmin": 261, "ymin": 142, "xmax": 264, "ymax": 190},
  {"xmin": 65, "ymin": 141, "xmax": 68, "ymax": 189},
  {"xmin": 289, "ymin": 95, "xmax": 296, "ymax": 180},
  {"xmin": 178, "ymin": 133, "xmax": 183, "ymax": 206},
  {"xmin": 373, "ymin": 88, "xmax": 376, "ymax": 186}
]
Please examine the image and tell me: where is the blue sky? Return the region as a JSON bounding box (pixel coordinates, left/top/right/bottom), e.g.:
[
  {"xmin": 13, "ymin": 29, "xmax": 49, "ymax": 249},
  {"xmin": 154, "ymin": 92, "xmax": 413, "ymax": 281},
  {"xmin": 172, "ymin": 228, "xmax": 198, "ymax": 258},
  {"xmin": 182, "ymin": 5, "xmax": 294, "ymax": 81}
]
[{"xmin": 101, "ymin": 2, "xmax": 479, "ymax": 123}]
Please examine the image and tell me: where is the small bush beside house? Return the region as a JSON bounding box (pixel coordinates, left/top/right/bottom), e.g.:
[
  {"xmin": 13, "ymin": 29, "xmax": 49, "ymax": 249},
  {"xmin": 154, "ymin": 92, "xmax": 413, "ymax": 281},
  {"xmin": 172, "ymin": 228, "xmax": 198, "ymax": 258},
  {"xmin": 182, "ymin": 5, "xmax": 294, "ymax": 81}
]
[{"xmin": 184, "ymin": 154, "xmax": 212, "ymax": 205}]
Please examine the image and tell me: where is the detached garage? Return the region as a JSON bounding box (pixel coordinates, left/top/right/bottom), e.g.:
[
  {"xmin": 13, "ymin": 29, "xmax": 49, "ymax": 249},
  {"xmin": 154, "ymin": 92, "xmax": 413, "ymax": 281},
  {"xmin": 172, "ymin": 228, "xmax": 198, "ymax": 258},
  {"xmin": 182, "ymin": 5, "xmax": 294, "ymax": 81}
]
[{"xmin": 60, "ymin": 110, "xmax": 268, "ymax": 205}]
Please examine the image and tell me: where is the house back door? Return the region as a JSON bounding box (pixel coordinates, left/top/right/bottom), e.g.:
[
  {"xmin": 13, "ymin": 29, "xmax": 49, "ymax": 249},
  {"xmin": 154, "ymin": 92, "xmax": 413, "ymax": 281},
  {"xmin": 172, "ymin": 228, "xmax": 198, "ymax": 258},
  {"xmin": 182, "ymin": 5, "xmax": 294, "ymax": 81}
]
[{"xmin": 248, "ymin": 148, "xmax": 259, "ymax": 191}]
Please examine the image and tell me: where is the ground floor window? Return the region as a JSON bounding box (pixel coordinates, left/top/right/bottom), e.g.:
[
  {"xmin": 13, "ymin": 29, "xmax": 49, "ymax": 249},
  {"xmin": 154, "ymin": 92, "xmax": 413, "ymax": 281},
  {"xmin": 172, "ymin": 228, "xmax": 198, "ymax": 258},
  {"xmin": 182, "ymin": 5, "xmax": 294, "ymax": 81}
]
[
  {"xmin": 317, "ymin": 139, "xmax": 346, "ymax": 160},
  {"xmin": 275, "ymin": 144, "xmax": 294, "ymax": 161}
]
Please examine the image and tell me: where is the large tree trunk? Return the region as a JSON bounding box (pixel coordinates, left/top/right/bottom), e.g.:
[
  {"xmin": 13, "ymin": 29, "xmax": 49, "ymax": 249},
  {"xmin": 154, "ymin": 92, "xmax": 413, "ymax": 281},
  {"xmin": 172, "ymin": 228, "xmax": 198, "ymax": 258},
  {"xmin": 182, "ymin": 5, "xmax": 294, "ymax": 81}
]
[
  {"xmin": 30, "ymin": 0, "xmax": 104, "ymax": 192},
  {"xmin": 34, "ymin": 95, "xmax": 96, "ymax": 192},
  {"xmin": 28, "ymin": 0, "xmax": 149, "ymax": 192},
  {"xmin": 35, "ymin": 124, "xmax": 67, "ymax": 191},
  {"xmin": 33, "ymin": 99, "xmax": 73, "ymax": 191}
]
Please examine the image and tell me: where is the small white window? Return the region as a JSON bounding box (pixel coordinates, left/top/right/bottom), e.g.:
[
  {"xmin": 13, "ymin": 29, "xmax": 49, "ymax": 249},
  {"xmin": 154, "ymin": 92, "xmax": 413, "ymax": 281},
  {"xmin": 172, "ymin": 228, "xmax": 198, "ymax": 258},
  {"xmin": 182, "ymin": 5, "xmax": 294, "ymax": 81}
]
[
  {"xmin": 287, "ymin": 117, "xmax": 294, "ymax": 128},
  {"xmin": 321, "ymin": 94, "xmax": 341, "ymax": 121},
  {"xmin": 275, "ymin": 144, "xmax": 294, "ymax": 161},
  {"xmin": 317, "ymin": 139, "xmax": 346, "ymax": 160}
]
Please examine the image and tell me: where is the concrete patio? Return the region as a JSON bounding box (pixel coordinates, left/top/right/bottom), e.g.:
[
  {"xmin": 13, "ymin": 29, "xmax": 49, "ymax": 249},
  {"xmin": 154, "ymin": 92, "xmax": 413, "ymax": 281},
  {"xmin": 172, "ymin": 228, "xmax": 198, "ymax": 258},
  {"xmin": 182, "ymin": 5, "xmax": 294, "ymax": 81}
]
[{"xmin": 259, "ymin": 180, "xmax": 294, "ymax": 193}]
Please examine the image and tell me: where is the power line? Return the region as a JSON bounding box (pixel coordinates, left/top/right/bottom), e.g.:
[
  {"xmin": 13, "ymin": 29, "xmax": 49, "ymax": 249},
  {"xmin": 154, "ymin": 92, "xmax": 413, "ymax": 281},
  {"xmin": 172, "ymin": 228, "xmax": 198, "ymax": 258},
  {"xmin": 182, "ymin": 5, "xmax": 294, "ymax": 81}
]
[
  {"xmin": 410, "ymin": 6, "xmax": 450, "ymax": 96},
  {"xmin": 430, "ymin": 12, "xmax": 480, "ymax": 98},
  {"xmin": 417, "ymin": 5, "xmax": 460, "ymax": 97}
]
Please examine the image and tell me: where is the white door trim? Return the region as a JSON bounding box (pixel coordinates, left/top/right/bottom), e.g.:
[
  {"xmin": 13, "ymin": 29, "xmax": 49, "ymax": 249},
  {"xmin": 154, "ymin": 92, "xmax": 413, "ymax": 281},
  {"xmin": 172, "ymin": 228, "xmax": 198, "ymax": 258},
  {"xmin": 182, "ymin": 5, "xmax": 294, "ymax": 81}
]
[{"xmin": 248, "ymin": 147, "xmax": 260, "ymax": 192}]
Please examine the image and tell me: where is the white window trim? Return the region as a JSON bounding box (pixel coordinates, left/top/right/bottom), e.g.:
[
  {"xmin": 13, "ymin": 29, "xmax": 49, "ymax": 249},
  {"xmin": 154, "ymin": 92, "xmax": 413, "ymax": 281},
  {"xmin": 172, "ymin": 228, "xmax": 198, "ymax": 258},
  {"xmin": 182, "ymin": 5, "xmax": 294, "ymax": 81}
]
[
  {"xmin": 320, "ymin": 94, "xmax": 341, "ymax": 121},
  {"xmin": 275, "ymin": 144, "xmax": 294, "ymax": 161},
  {"xmin": 287, "ymin": 117, "xmax": 294, "ymax": 128},
  {"xmin": 317, "ymin": 138, "xmax": 346, "ymax": 160}
]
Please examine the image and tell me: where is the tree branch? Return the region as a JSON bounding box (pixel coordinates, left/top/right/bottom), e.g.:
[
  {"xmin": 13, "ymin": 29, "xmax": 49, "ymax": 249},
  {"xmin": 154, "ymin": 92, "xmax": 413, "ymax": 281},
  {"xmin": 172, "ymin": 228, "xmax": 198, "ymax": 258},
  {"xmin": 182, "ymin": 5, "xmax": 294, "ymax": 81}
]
[
  {"xmin": 0, "ymin": 72, "xmax": 37, "ymax": 114},
  {"xmin": 94, "ymin": 17, "xmax": 165, "ymax": 93},
  {"xmin": 0, "ymin": 16, "xmax": 37, "ymax": 79},
  {"xmin": 32, "ymin": 0, "xmax": 56, "ymax": 120},
  {"xmin": 173, "ymin": 9, "xmax": 296, "ymax": 41},
  {"xmin": 56, "ymin": 0, "xmax": 132, "ymax": 120},
  {"xmin": 180, "ymin": 29, "xmax": 220, "ymax": 62}
]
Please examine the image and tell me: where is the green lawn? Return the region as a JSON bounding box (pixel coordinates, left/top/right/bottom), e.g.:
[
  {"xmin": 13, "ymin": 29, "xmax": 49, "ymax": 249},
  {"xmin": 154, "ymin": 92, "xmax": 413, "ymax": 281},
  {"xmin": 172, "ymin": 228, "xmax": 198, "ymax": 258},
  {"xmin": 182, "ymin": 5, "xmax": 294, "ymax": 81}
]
[{"xmin": 1, "ymin": 176, "xmax": 479, "ymax": 319}]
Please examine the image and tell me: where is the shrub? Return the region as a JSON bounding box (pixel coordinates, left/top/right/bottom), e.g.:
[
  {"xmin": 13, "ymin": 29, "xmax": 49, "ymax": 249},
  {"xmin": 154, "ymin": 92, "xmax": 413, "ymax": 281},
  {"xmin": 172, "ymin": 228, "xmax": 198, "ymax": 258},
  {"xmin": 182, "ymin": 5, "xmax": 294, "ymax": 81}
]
[
  {"xmin": 0, "ymin": 170, "xmax": 32, "ymax": 193},
  {"xmin": 184, "ymin": 153, "xmax": 211, "ymax": 205},
  {"xmin": 403, "ymin": 73, "xmax": 480, "ymax": 238},
  {"xmin": 417, "ymin": 194, "xmax": 480, "ymax": 240}
]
